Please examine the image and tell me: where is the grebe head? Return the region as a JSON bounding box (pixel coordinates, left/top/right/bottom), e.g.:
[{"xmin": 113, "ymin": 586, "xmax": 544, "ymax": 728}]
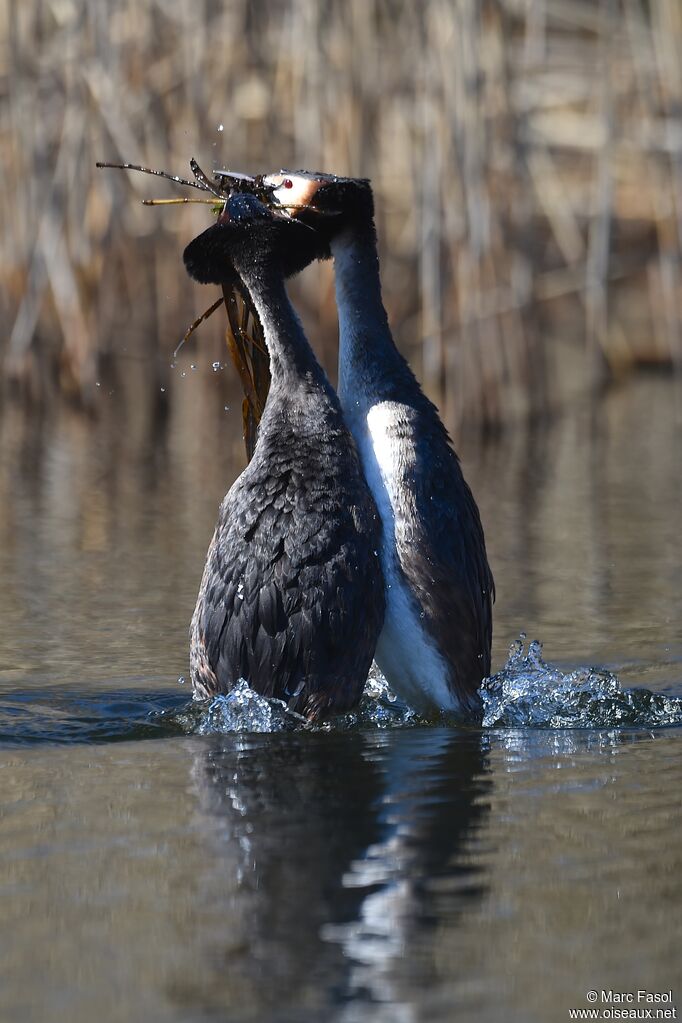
[
  {"xmin": 262, "ymin": 171, "xmax": 374, "ymax": 244},
  {"xmin": 183, "ymin": 191, "xmax": 330, "ymax": 286}
]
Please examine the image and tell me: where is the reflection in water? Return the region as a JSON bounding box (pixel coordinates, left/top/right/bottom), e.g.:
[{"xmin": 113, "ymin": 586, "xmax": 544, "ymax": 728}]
[
  {"xmin": 328, "ymin": 730, "xmax": 489, "ymax": 1021},
  {"xmin": 491, "ymin": 722, "xmax": 668, "ymax": 761},
  {"xmin": 170, "ymin": 729, "xmax": 490, "ymax": 1022},
  {"xmin": 0, "ymin": 729, "xmax": 679, "ymax": 1022}
]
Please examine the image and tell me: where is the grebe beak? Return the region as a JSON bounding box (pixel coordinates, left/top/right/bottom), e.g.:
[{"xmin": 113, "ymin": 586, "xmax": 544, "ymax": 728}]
[{"xmin": 213, "ymin": 169, "xmax": 259, "ymax": 189}]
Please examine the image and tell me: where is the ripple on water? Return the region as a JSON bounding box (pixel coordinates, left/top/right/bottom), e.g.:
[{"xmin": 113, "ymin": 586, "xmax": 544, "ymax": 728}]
[{"xmin": 0, "ymin": 687, "xmax": 188, "ymax": 747}]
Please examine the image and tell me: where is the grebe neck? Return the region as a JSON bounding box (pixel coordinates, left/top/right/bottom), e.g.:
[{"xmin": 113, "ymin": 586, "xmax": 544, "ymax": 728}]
[
  {"xmin": 332, "ymin": 226, "xmax": 407, "ymax": 407},
  {"xmin": 240, "ymin": 268, "xmax": 327, "ymax": 389}
]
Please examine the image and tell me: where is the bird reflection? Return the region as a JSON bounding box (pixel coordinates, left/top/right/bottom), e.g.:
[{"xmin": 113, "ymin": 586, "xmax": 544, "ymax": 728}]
[{"xmin": 170, "ymin": 728, "xmax": 491, "ymax": 1021}]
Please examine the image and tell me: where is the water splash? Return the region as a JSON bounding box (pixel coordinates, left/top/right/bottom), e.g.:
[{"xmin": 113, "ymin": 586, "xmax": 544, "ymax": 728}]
[
  {"xmin": 481, "ymin": 635, "xmax": 682, "ymax": 728},
  {"xmin": 161, "ymin": 671, "xmax": 423, "ymax": 736},
  {"xmin": 190, "ymin": 680, "xmax": 303, "ymax": 734},
  {"xmin": 322, "ymin": 667, "xmax": 423, "ymax": 730},
  {"xmin": 157, "ymin": 645, "xmax": 682, "ymax": 737},
  {"xmin": 3, "ymin": 644, "xmax": 679, "ymax": 746}
]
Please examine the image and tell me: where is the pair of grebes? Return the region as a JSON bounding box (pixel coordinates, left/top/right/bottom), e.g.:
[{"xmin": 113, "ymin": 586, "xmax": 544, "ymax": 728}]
[{"xmin": 181, "ymin": 172, "xmax": 494, "ymax": 722}]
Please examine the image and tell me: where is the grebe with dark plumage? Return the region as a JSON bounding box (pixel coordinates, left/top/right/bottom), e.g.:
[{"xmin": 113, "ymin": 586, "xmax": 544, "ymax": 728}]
[
  {"xmin": 254, "ymin": 171, "xmax": 494, "ymax": 718},
  {"xmin": 184, "ymin": 192, "xmax": 384, "ymax": 721}
]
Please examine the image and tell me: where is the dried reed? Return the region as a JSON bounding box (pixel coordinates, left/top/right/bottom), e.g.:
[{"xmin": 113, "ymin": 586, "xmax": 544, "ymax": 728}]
[{"xmin": 1, "ymin": 0, "xmax": 680, "ymax": 428}]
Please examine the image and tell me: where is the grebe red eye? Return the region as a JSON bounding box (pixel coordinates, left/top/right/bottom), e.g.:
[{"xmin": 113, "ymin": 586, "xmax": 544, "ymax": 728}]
[{"xmin": 282, "ymin": 178, "xmax": 293, "ymax": 189}]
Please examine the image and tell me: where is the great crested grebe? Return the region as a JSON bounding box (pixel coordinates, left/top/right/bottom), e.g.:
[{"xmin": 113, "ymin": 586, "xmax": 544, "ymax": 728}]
[
  {"xmin": 183, "ymin": 191, "xmax": 385, "ymax": 721},
  {"xmin": 256, "ymin": 171, "xmax": 494, "ymax": 717}
]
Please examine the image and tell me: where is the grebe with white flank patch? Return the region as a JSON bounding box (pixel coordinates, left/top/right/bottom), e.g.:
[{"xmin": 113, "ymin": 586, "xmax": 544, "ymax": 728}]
[{"xmin": 261, "ymin": 172, "xmax": 494, "ymax": 717}]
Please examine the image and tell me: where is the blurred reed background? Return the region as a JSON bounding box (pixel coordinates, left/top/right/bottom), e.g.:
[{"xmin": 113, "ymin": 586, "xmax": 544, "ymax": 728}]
[{"xmin": 1, "ymin": 0, "xmax": 681, "ymax": 432}]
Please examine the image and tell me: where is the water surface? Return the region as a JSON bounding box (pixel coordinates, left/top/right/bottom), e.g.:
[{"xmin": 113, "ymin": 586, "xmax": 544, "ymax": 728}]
[{"xmin": 0, "ymin": 373, "xmax": 680, "ymax": 1022}]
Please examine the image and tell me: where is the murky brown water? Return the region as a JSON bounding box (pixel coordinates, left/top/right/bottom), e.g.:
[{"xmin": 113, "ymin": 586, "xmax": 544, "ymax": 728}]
[{"xmin": 0, "ymin": 371, "xmax": 680, "ymax": 1022}]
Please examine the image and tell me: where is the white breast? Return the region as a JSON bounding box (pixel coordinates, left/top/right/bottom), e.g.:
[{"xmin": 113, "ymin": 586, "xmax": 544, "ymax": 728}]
[{"xmin": 350, "ymin": 400, "xmax": 459, "ymax": 713}]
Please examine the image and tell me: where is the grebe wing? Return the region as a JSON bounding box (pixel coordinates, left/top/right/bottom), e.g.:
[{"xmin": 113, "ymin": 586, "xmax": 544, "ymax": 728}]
[
  {"xmin": 397, "ymin": 424, "xmax": 494, "ymax": 705},
  {"xmin": 192, "ymin": 476, "xmax": 383, "ymax": 718}
]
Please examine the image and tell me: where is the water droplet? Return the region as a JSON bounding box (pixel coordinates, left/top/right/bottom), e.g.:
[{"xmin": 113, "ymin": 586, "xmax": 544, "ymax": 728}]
[
  {"xmin": 528, "ymin": 639, "xmax": 544, "ymax": 666},
  {"xmin": 160, "ymin": 387, "xmax": 166, "ymax": 393},
  {"xmin": 190, "ymin": 363, "xmax": 197, "ymax": 371},
  {"xmin": 177, "ymin": 675, "xmax": 186, "ymax": 685},
  {"xmin": 217, "ymin": 123, "xmax": 224, "ymax": 132},
  {"xmin": 508, "ymin": 637, "xmax": 524, "ymax": 659},
  {"xmin": 170, "ymin": 361, "xmax": 176, "ymax": 370},
  {"xmin": 224, "ymin": 405, "xmax": 229, "ymax": 412},
  {"xmin": 181, "ymin": 371, "xmax": 186, "ymax": 378},
  {"xmin": 95, "ymin": 381, "xmax": 101, "ymax": 387},
  {"xmin": 212, "ymin": 361, "xmax": 221, "ymax": 372}
]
